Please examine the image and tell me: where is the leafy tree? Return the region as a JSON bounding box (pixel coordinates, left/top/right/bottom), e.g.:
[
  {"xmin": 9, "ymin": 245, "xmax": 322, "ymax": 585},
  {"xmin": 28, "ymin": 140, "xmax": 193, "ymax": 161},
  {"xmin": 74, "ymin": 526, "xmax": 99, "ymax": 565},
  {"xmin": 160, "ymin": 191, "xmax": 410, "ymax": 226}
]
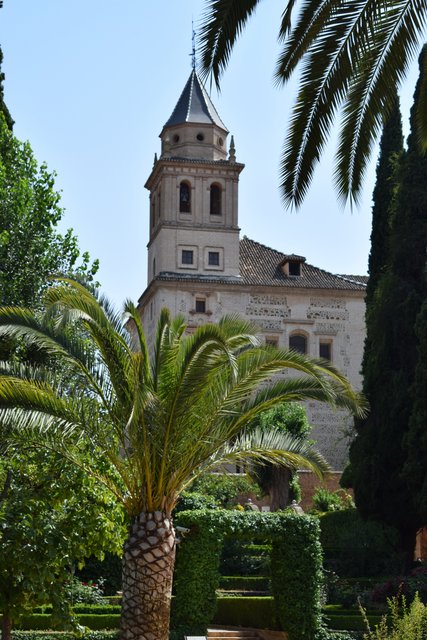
[
  {"xmin": 0, "ymin": 278, "xmax": 365, "ymax": 640},
  {"xmin": 0, "ymin": 447, "xmax": 125, "ymax": 640},
  {"xmin": 199, "ymin": 1, "xmax": 427, "ymax": 206},
  {"xmin": 0, "ymin": 110, "xmax": 98, "ymax": 308},
  {"xmin": 349, "ymin": 49, "xmax": 427, "ymax": 567},
  {"xmin": 249, "ymin": 403, "xmax": 311, "ymax": 510}
]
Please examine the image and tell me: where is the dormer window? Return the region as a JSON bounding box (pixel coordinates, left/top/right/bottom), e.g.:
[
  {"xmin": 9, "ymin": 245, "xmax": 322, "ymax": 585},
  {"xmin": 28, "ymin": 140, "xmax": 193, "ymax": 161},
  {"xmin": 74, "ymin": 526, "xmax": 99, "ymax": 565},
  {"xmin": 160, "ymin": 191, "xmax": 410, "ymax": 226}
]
[
  {"xmin": 180, "ymin": 181, "xmax": 191, "ymax": 213},
  {"xmin": 280, "ymin": 255, "xmax": 305, "ymax": 277},
  {"xmin": 288, "ymin": 261, "xmax": 301, "ymax": 276}
]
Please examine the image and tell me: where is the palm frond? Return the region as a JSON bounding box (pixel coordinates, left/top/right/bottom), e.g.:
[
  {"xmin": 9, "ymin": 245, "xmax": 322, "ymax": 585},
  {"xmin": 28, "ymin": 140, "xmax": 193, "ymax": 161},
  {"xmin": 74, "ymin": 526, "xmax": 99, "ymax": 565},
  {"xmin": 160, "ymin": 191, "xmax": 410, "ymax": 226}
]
[{"xmin": 198, "ymin": 0, "xmax": 261, "ymax": 89}]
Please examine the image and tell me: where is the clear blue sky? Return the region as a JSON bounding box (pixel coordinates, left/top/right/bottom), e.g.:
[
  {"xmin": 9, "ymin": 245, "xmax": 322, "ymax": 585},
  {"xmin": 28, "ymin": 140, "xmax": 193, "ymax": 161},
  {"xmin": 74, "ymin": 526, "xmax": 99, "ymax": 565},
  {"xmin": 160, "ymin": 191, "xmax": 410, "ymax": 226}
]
[{"xmin": 0, "ymin": 1, "xmax": 420, "ymax": 306}]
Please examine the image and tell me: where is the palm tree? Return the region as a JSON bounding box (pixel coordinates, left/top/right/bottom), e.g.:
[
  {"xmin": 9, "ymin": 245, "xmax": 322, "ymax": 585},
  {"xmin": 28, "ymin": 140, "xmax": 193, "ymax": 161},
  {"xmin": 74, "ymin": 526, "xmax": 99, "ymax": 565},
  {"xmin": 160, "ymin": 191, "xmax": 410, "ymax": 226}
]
[
  {"xmin": 0, "ymin": 279, "xmax": 366, "ymax": 640},
  {"xmin": 198, "ymin": 0, "xmax": 427, "ymax": 207}
]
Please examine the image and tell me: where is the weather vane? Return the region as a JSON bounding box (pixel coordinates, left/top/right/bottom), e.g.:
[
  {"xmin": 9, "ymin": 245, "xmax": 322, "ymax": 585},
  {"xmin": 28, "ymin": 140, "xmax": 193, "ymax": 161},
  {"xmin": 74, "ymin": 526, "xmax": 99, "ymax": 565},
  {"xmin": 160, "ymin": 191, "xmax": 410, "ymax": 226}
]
[{"xmin": 191, "ymin": 21, "xmax": 196, "ymax": 70}]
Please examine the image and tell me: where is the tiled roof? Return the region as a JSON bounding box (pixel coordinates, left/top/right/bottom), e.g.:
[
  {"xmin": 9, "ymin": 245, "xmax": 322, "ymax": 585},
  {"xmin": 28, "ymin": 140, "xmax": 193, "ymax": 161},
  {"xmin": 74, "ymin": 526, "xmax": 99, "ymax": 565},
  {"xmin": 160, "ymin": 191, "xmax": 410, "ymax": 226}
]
[
  {"xmin": 239, "ymin": 237, "xmax": 367, "ymax": 291},
  {"xmin": 152, "ymin": 237, "xmax": 367, "ymax": 292},
  {"xmin": 337, "ymin": 274, "xmax": 369, "ymax": 285},
  {"xmin": 164, "ymin": 70, "xmax": 227, "ymax": 131}
]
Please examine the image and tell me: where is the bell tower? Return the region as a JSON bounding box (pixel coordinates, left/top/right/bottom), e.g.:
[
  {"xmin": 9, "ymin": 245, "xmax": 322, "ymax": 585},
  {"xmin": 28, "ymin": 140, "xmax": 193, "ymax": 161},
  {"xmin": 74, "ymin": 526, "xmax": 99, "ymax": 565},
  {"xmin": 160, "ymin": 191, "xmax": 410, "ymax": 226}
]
[{"xmin": 144, "ymin": 70, "xmax": 244, "ymax": 283}]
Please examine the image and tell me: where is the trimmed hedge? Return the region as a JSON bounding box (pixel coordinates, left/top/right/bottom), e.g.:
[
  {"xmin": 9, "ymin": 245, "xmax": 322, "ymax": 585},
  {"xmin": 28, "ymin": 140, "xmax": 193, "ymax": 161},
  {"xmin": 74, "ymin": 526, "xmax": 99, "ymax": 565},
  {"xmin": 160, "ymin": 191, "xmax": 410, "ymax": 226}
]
[
  {"xmin": 11, "ymin": 633, "xmax": 119, "ymax": 640},
  {"xmin": 213, "ymin": 596, "xmax": 275, "ymax": 629},
  {"xmin": 174, "ymin": 510, "xmax": 323, "ymax": 640},
  {"xmin": 0, "ymin": 614, "xmax": 120, "ymax": 631},
  {"xmin": 218, "ymin": 576, "xmax": 270, "ymax": 591},
  {"xmin": 33, "ymin": 606, "xmax": 121, "ymax": 615},
  {"xmin": 323, "ymin": 614, "xmax": 383, "ymax": 631}
]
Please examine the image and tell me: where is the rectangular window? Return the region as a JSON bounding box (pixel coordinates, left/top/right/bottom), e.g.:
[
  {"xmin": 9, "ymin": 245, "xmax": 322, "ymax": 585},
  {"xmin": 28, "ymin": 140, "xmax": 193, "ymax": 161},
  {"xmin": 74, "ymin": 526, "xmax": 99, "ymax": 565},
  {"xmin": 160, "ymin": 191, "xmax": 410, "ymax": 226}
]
[
  {"xmin": 288, "ymin": 261, "xmax": 301, "ymax": 276},
  {"xmin": 181, "ymin": 250, "xmax": 194, "ymax": 265},
  {"xmin": 195, "ymin": 299, "xmax": 206, "ymax": 313},
  {"xmin": 208, "ymin": 251, "xmax": 220, "ymax": 266},
  {"xmin": 319, "ymin": 341, "xmax": 332, "ymax": 360},
  {"xmin": 265, "ymin": 337, "xmax": 279, "ymax": 348}
]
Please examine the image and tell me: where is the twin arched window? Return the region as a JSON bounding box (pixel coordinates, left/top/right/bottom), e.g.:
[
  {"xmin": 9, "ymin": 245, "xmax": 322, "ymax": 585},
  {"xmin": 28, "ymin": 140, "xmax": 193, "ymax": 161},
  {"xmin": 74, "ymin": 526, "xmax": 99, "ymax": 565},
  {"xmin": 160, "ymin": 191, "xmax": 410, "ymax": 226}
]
[
  {"xmin": 180, "ymin": 181, "xmax": 191, "ymax": 213},
  {"xmin": 210, "ymin": 184, "xmax": 222, "ymax": 216}
]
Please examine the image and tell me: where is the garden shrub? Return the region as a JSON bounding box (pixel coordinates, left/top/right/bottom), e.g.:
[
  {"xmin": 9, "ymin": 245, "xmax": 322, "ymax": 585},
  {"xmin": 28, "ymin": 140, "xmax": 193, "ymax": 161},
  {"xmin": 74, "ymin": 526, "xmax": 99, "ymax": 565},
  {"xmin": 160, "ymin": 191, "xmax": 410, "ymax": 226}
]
[
  {"xmin": 363, "ymin": 594, "xmax": 427, "ymax": 639},
  {"xmin": 188, "ymin": 473, "xmax": 261, "ymax": 508},
  {"xmin": 213, "ymin": 596, "xmax": 275, "ymax": 628},
  {"xmin": 218, "ymin": 575, "xmax": 270, "ymax": 592},
  {"xmin": 370, "ymin": 564, "xmax": 427, "ymax": 604},
  {"xmin": 312, "ymin": 488, "xmax": 354, "ymax": 513},
  {"xmin": 11, "ymin": 633, "xmax": 119, "ymax": 640},
  {"xmin": 8, "ymin": 614, "xmax": 120, "ymax": 631},
  {"xmin": 173, "ymin": 491, "xmax": 219, "ymax": 513},
  {"xmin": 174, "ymin": 509, "xmax": 323, "ymax": 640},
  {"xmin": 75, "ymin": 553, "xmax": 122, "ymax": 596},
  {"xmin": 319, "ymin": 510, "xmax": 401, "ymax": 577}
]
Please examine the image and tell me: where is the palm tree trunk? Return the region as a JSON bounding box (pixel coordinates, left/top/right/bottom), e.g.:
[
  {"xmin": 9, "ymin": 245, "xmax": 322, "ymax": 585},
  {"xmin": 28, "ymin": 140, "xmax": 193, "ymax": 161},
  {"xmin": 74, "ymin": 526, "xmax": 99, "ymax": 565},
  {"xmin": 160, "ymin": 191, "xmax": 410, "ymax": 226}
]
[
  {"xmin": 120, "ymin": 511, "xmax": 176, "ymax": 640},
  {"xmin": 270, "ymin": 467, "xmax": 291, "ymax": 511}
]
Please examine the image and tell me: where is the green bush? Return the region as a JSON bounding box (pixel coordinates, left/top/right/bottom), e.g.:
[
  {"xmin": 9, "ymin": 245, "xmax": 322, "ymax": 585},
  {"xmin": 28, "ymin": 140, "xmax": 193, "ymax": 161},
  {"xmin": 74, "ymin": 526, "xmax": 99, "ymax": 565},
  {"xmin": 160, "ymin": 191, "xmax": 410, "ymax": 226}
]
[
  {"xmin": 33, "ymin": 606, "xmax": 121, "ymax": 615},
  {"xmin": 75, "ymin": 615, "xmax": 119, "ymax": 630},
  {"xmin": 11, "ymin": 632, "xmax": 119, "ymax": 640},
  {"xmin": 312, "ymin": 488, "xmax": 354, "ymax": 513},
  {"xmin": 213, "ymin": 596, "xmax": 275, "ymax": 628},
  {"xmin": 219, "ymin": 576, "xmax": 270, "ymax": 591},
  {"xmin": 75, "ymin": 553, "xmax": 122, "ymax": 596},
  {"xmin": 319, "ymin": 510, "xmax": 401, "ymax": 577},
  {"xmin": 2, "ymin": 614, "xmax": 120, "ymax": 631},
  {"xmin": 363, "ymin": 594, "xmax": 427, "ymax": 639},
  {"xmin": 173, "ymin": 491, "xmax": 220, "ymax": 513},
  {"xmin": 324, "ymin": 614, "xmax": 383, "ymax": 631},
  {"xmin": 188, "ymin": 473, "xmax": 261, "ymax": 508}
]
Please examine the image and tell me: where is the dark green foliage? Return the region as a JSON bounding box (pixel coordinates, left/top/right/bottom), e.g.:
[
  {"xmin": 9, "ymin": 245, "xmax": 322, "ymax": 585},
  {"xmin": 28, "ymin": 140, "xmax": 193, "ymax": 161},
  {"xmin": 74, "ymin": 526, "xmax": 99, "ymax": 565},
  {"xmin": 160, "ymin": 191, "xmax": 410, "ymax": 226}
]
[
  {"xmin": 0, "ymin": 48, "xmax": 14, "ymax": 131},
  {"xmin": 249, "ymin": 403, "xmax": 311, "ymax": 509},
  {"xmin": 3, "ymin": 615, "xmax": 120, "ymax": 631},
  {"xmin": 219, "ymin": 539, "xmax": 270, "ymax": 576},
  {"xmin": 218, "ymin": 575, "xmax": 270, "ymax": 591},
  {"xmin": 75, "ymin": 554, "xmax": 122, "ymax": 596},
  {"xmin": 365, "ymin": 95, "xmax": 403, "ymax": 302},
  {"xmin": 312, "ymin": 488, "xmax": 354, "ymax": 513},
  {"xmin": 271, "ymin": 516, "xmax": 323, "ymax": 639},
  {"xmin": 173, "ymin": 490, "xmax": 220, "ymax": 513},
  {"xmin": 173, "ymin": 509, "xmax": 323, "ymax": 640},
  {"xmin": 319, "ymin": 510, "xmax": 401, "ymax": 577},
  {"xmin": 11, "ymin": 633, "xmax": 119, "ymax": 640},
  {"xmin": 349, "ymin": 48, "xmax": 427, "ymax": 563},
  {"xmin": 402, "ymin": 300, "xmax": 427, "ymax": 522},
  {"xmin": 188, "ymin": 473, "xmax": 260, "ymax": 508},
  {"xmin": 213, "ymin": 597, "xmax": 275, "ymax": 629}
]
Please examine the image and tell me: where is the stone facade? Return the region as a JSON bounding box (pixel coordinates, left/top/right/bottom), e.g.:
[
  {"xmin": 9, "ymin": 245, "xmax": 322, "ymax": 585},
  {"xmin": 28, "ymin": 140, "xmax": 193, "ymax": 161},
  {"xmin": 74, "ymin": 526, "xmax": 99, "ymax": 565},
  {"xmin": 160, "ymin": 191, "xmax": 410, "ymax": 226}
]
[{"xmin": 136, "ymin": 70, "xmax": 367, "ymax": 471}]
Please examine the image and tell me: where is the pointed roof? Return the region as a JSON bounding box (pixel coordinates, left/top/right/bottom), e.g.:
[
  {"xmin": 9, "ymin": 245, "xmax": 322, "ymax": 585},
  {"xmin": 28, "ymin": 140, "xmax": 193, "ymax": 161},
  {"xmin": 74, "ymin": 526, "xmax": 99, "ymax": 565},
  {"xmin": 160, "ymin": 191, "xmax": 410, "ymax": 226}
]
[{"xmin": 164, "ymin": 70, "xmax": 228, "ymax": 131}]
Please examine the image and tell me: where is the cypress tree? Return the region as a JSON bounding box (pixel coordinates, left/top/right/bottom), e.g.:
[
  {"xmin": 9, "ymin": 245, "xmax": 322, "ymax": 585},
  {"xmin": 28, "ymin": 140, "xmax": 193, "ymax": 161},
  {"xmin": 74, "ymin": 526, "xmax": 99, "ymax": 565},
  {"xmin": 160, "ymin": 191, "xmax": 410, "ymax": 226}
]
[
  {"xmin": 349, "ymin": 47, "xmax": 427, "ymax": 566},
  {"xmin": 0, "ymin": 48, "xmax": 14, "ymax": 131}
]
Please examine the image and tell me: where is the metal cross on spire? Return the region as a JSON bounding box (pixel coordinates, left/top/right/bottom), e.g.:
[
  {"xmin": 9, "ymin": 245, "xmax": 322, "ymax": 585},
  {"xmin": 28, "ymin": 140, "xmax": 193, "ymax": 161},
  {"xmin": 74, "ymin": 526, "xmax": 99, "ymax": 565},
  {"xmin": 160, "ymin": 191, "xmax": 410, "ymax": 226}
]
[{"xmin": 191, "ymin": 21, "xmax": 196, "ymax": 70}]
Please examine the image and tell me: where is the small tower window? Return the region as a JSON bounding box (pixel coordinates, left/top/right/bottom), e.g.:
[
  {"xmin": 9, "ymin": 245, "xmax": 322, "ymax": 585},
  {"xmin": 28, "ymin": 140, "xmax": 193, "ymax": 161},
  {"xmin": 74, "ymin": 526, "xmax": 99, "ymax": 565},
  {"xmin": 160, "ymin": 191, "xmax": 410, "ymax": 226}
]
[
  {"xmin": 181, "ymin": 250, "xmax": 194, "ymax": 265},
  {"xmin": 289, "ymin": 333, "xmax": 307, "ymax": 354},
  {"xmin": 210, "ymin": 184, "xmax": 222, "ymax": 216},
  {"xmin": 208, "ymin": 251, "xmax": 220, "ymax": 266},
  {"xmin": 153, "ymin": 258, "xmax": 156, "ymax": 276},
  {"xmin": 180, "ymin": 181, "xmax": 191, "ymax": 213}
]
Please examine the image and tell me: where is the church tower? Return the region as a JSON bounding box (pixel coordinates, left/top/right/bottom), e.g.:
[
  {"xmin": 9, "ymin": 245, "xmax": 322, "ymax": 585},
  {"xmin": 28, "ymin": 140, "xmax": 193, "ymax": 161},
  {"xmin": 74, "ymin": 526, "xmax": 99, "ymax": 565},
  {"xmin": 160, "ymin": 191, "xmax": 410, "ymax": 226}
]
[{"xmin": 144, "ymin": 70, "xmax": 244, "ymax": 284}]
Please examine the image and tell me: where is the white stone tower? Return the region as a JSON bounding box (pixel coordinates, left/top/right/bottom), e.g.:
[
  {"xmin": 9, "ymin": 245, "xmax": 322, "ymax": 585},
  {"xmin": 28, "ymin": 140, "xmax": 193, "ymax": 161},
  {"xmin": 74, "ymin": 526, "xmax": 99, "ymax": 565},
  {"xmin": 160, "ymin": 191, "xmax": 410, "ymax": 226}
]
[{"xmin": 144, "ymin": 70, "xmax": 244, "ymax": 284}]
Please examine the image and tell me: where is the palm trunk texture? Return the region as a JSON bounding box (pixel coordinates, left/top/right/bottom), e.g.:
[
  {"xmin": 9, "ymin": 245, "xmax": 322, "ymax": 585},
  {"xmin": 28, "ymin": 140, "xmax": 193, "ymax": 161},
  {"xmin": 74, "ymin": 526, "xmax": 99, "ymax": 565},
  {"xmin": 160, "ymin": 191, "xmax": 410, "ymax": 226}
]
[{"xmin": 120, "ymin": 511, "xmax": 176, "ymax": 640}]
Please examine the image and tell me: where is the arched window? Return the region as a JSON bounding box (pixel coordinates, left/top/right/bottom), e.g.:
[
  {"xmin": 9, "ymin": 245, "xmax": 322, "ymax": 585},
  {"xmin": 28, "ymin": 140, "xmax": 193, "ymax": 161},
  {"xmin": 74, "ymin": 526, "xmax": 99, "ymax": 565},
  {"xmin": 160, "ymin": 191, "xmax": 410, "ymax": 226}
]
[
  {"xmin": 179, "ymin": 181, "xmax": 191, "ymax": 213},
  {"xmin": 289, "ymin": 333, "xmax": 307, "ymax": 354},
  {"xmin": 153, "ymin": 258, "xmax": 156, "ymax": 276},
  {"xmin": 210, "ymin": 184, "xmax": 222, "ymax": 216}
]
